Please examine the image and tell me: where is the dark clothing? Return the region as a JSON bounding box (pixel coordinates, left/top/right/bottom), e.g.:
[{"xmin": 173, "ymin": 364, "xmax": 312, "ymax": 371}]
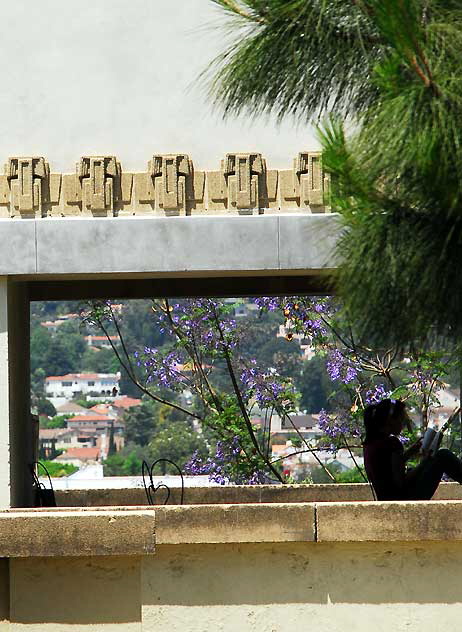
[
  {"xmin": 405, "ymin": 449, "xmax": 462, "ymax": 500},
  {"xmin": 364, "ymin": 436, "xmax": 462, "ymax": 501},
  {"xmin": 364, "ymin": 436, "xmax": 406, "ymax": 500}
]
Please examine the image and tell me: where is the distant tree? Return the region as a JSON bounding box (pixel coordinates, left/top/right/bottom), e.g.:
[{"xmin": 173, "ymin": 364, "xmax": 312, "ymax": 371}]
[
  {"xmin": 38, "ymin": 461, "xmax": 78, "ymax": 478},
  {"xmin": 296, "ymin": 355, "xmax": 333, "ymax": 414},
  {"xmin": 107, "ymin": 421, "xmax": 117, "ymax": 457},
  {"xmin": 81, "ymin": 347, "xmax": 120, "ymax": 373},
  {"xmin": 30, "ymin": 327, "xmax": 52, "ymax": 373},
  {"xmin": 35, "ymin": 398, "xmax": 57, "ymax": 418},
  {"xmin": 124, "ymin": 400, "xmax": 160, "ymax": 446},
  {"xmin": 40, "ymin": 414, "xmax": 68, "ymax": 429},
  {"xmin": 103, "ymin": 444, "xmax": 151, "ymax": 476},
  {"xmin": 149, "ymin": 420, "xmax": 208, "ymax": 474}
]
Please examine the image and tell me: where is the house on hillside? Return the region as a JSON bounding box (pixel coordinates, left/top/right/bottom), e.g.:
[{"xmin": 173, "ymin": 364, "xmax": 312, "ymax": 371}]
[
  {"xmin": 84, "ymin": 334, "xmax": 120, "ymax": 349},
  {"xmin": 38, "ymin": 428, "xmax": 75, "ymax": 460},
  {"xmin": 45, "ymin": 372, "xmax": 121, "ymax": 402},
  {"xmin": 66, "ymin": 414, "xmax": 122, "ymax": 431},
  {"xmin": 40, "ymin": 313, "xmax": 79, "ymax": 334},
  {"xmin": 55, "ymin": 401, "xmax": 92, "ymax": 416}
]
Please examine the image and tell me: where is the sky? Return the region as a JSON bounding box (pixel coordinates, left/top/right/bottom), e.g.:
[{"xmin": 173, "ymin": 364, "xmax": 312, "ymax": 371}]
[{"xmin": 0, "ymin": 0, "xmax": 317, "ymax": 172}]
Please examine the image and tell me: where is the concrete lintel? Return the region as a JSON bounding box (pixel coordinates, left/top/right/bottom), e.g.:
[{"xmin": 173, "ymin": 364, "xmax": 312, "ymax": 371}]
[
  {"xmin": 0, "ymin": 509, "xmax": 156, "ymax": 556},
  {"xmin": 0, "ymin": 214, "xmax": 340, "ymax": 278},
  {"xmin": 35, "ymin": 215, "xmax": 280, "ymax": 275},
  {"xmin": 278, "ymin": 213, "xmax": 341, "ymax": 270},
  {"xmin": 155, "ymin": 502, "xmax": 316, "ymax": 544},
  {"xmin": 316, "ymin": 500, "xmax": 462, "ymax": 542},
  {"xmin": 0, "ymin": 220, "xmax": 35, "ymax": 275}
]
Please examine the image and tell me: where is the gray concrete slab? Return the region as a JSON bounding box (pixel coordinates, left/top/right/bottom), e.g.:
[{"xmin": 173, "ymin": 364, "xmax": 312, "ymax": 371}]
[
  {"xmin": 0, "ymin": 214, "xmax": 341, "ymax": 278},
  {"xmin": 0, "ymin": 220, "xmax": 36, "ymax": 274},
  {"xmin": 278, "ymin": 213, "xmax": 342, "ymax": 271},
  {"xmin": 36, "ymin": 216, "xmax": 281, "ymax": 275}
]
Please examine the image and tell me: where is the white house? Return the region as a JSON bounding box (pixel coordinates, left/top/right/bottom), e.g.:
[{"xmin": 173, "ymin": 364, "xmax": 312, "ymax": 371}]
[
  {"xmin": 45, "ymin": 372, "xmax": 121, "ymax": 400},
  {"xmin": 84, "ymin": 334, "xmax": 121, "ymax": 349}
]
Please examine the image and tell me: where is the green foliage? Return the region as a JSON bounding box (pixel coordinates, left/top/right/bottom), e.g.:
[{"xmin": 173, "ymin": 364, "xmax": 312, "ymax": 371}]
[
  {"xmin": 148, "ymin": 420, "xmax": 208, "ymax": 474},
  {"xmin": 303, "ymin": 463, "xmax": 366, "ymax": 484},
  {"xmin": 207, "ymin": 0, "xmax": 380, "ymax": 121},
  {"xmin": 103, "ymin": 451, "xmax": 142, "ymax": 476},
  {"xmin": 334, "ymin": 466, "xmax": 368, "ymax": 484},
  {"xmin": 124, "ymin": 399, "xmax": 160, "ymax": 446},
  {"xmin": 296, "ymin": 355, "xmax": 333, "ymax": 413},
  {"xmin": 103, "ymin": 443, "xmax": 151, "ymax": 476},
  {"xmin": 81, "ymin": 347, "xmax": 119, "ymax": 373},
  {"xmin": 35, "ymin": 398, "xmax": 57, "ymax": 418},
  {"xmin": 40, "ymin": 414, "xmax": 69, "ymax": 429},
  {"xmin": 30, "ymin": 321, "xmax": 86, "ymax": 377},
  {"xmin": 39, "ymin": 461, "xmax": 78, "ymax": 478}
]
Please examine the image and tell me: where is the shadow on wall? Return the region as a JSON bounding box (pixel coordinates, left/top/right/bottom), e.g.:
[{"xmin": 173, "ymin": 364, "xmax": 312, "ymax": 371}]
[
  {"xmin": 7, "ymin": 541, "xmax": 462, "ymax": 625},
  {"xmin": 10, "ymin": 556, "xmax": 141, "ymax": 625},
  {"xmin": 144, "ymin": 541, "xmax": 462, "ymax": 606}
]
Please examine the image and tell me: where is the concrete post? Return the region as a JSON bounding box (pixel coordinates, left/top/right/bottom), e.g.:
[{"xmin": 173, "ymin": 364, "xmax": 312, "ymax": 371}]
[{"xmin": 0, "ymin": 278, "xmax": 32, "ymax": 508}]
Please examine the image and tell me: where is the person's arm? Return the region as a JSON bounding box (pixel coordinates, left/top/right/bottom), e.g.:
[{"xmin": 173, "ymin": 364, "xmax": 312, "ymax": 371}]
[{"xmin": 403, "ymin": 438, "xmax": 423, "ymax": 462}]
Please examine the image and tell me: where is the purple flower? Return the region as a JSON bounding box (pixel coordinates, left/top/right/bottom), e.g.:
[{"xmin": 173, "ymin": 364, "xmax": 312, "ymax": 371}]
[
  {"xmin": 365, "ymin": 384, "xmax": 390, "ymax": 405},
  {"xmin": 326, "ymin": 350, "xmax": 359, "ymax": 384}
]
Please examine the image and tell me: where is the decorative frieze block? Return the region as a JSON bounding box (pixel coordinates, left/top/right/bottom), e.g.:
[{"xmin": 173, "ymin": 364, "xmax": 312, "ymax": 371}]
[
  {"xmin": 0, "ymin": 151, "xmax": 330, "ymax": 217},
  {"xmin": 280, "ymin": 151, "xmax": 328, "ymax": 210},
  {"xmin": 0, "ymin": 157, "xmax": 60, "ymax": 217},
  {"xmin": 133, "ymin": 154, "xmax": 204, "ymax": 215},
  {"xmin": 62, "ymin": 156, "xmax": 132, "ymax": 216},
  {"xmin": 208, "ymin": 153, "xmax": 262, "ymax": 212}
]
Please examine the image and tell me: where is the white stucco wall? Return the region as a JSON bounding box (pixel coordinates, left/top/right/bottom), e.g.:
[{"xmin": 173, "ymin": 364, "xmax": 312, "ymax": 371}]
[{"xmin": 1, "ymin": 0, "xmax": 316, "ymax": 172}]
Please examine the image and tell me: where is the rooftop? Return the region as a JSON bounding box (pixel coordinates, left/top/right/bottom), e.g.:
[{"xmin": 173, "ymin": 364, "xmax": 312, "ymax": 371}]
[{"xmin": 55, "ymin": 447, "xmax": 100, "ymax": 461}]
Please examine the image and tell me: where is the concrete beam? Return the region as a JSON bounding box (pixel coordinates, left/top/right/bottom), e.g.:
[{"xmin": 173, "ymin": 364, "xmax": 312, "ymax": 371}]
[{"xmin": 0, "ymin": 214, "xmax": 341, "ymax": 278}]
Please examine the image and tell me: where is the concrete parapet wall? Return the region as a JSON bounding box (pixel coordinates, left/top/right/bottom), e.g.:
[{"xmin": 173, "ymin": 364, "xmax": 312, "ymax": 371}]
[
  {"xmin": 3, "ymin": 501, "xmax": 462, "ymax": 630},
  {"xmin": 4, "ymin": 497, "xmax": 462, "ymax": 553},
  {"xmin": 0, "ymin": 152, "xmax": 329, "ymax": 218},
  {"xmin": 53, "ymin": 481, "xmax": 462, "ymax": 507}
]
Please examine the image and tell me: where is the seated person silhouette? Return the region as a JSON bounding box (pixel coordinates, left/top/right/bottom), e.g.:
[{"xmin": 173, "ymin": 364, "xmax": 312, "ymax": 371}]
[{"xmin": 363, "ymin": 399, "xmax": 462, "ymax": 500}]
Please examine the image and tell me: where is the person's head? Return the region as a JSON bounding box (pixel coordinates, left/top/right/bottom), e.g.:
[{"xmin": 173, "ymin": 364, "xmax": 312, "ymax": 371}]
[{"xmin": 363, "ymin": 399, "xmax": 408, "ymax": 442}]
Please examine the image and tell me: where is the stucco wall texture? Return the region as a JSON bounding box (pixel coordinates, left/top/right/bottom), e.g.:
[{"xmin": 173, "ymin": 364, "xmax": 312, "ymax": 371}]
[
  {"xmin": 1, "ymin": 1, "xmax": 316, "ymax": 172},
  {"xmin": 5, "ymin": 542, "xmax": 462, "ymax": 631}
]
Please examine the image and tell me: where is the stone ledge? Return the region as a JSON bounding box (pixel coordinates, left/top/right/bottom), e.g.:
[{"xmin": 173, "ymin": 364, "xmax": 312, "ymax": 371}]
[
  {"xmin": 316, "ymin": 500, "xmax": 462, "ymax": 542},
  {"xmin": 3, "ymin": 498, "xmax": 462, "ymax": 555},
  {"xmin": 0, "ymin": 509, "xmax": 155, "ymax": 557},
  {"xmin": 53, "ymin": 481, "xmax": 462, "ymax": 507},
  {"xmin": 155, "ymin": 503, "xmax": 316, "ymax": 544},
  {"xmin": 54, "ymin": 483, "xmax": 373, "ymax": 507}
]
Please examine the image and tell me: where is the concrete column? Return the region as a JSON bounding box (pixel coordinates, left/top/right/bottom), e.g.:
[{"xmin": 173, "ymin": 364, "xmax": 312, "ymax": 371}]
[{"xmin": 0, "ymin": 278, "xmax": 32, "ymax": 508}]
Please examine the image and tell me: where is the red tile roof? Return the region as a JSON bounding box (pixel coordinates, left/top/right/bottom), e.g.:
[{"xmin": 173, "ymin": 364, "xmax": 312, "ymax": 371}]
[
  {"xmin": 90, "ymin": 404, "xmax": 111, "ymax": 414},
  {"xmin": 68, "ymin": 414, "xmax": 112, "ymax": 422},
  {"xmin": 113, "ymin": 396, "xmax": 142, "ymax": 409},
  {"xmin": 56, "ymin": 447, "xmax": 100, "ymax": 460},
  {"xmin": 46, "ymin": 373, "xmax": 101, "ymax": 382}
]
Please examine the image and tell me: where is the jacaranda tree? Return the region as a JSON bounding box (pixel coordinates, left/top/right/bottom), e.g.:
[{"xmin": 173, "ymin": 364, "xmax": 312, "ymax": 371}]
[{"xmin": 82, "ymin": 298, "xmax": 455, "ymax": 484}]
